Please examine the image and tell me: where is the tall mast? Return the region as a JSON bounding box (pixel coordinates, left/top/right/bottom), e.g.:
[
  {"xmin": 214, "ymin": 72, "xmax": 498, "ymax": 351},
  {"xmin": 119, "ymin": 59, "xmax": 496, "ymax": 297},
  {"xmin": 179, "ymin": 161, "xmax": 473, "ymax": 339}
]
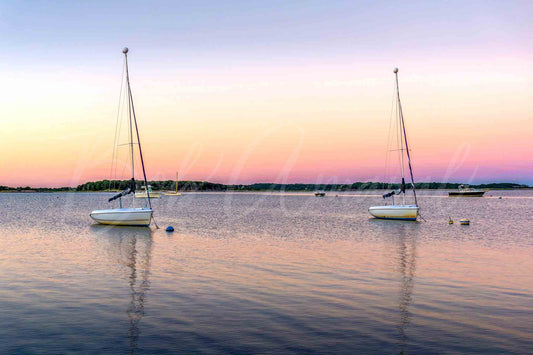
[
  {"xmin": 394, "ymin": 68, "xmax": 418, "ymax": 206},
  {"xmin": 125, "ymin": 53, "xmax": 135, "ymax": 181},
  {"xmin": 123, "ymin": 47, "xmax": 152, "ymax": 209},
  {"xmin": 395, "ymin": 69, "xmax": 406, "ymax": 205},
  {"xmin": 176, "ymin": 172, "xmax": 178, "ymax": 193}
]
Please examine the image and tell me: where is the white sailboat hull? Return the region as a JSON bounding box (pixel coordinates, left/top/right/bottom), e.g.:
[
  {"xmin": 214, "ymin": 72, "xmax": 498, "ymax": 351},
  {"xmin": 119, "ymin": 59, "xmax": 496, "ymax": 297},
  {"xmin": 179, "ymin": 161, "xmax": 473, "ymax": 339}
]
[
  {"xmin": 90, "ymin": 208, "xmax": 153, "ymax": 226},
  {"xmin": 134, "ymin": 192, "xmax": 161, "ymax": 198},
  {"xmin": 368, "ymin": 205, "xmax": 419, "ymax": 221}
]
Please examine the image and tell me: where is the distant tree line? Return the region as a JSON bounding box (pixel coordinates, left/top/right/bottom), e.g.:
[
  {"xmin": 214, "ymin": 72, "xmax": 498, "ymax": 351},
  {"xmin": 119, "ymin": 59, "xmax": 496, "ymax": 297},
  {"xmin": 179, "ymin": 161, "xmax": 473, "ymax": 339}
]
[
  {"xmin": 0, "ymin": 181, "xmax": 528, "ymax": 193},
  {"xmin": 74, "ymin": 180, "xmax": 530, "ymax": 192},
  {"xmin": 76, "ymin": 180, "xmax": 227, "ymax": 192},
  {"xmin": 227, "ymin": 182, "xmax": 529, "ymax": 191},
  {"xmin": 0, "ymin": 185, "xmax": 75, "ymax": 192}
]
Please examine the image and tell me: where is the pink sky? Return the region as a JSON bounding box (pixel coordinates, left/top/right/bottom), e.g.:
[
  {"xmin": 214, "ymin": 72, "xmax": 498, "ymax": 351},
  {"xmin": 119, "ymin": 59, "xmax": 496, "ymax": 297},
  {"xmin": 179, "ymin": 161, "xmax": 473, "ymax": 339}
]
[{"xmin": 1, "ymin": 1, "xmax": 532, "ymax": 187}]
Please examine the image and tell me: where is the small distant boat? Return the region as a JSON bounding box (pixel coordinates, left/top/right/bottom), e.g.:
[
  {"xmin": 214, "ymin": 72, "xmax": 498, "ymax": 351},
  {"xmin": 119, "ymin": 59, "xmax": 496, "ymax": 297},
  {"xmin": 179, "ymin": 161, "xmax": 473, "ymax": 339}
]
[
  {"xmin": 369, "ymin": 68, "xmax": 419, "ymax": 221},
  {"xmin": 448, "ymin": 185, "xmax": 485, "ymax": 197},
  {"xmin": 165, "ymin": 172, "xmax": 182, "ymax": 196},
  {"xmin": 315, "ymin": 191, "xmax": 326, "ymax": 197},
  {"xmin": 135, "ymin": 185, "xmax": 161, "ymax": 199},
  {"xmin": 460, "ymin": 218, "xmax": 470, "ymax": 225},
  {"xmin": 90, "ymin": 48, "xmax": 154, "ymax": 226}
]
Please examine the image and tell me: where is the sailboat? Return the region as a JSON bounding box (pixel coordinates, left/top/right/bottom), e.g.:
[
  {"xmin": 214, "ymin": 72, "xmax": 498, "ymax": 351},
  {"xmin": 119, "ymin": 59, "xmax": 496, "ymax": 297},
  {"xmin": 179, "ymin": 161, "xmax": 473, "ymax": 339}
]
[
  {"xmin": 90, "ymin": 48, "xmax": 154, "ymax": 226},
  {"xmin": 164, "ymin": 172, "xmax": 182, "ymax": 196},
  {"xmin": 135, "ymin": 185, "xmax": 161, "ymax": 199},
  {"xmin": 369, "ymin": 68, "xmax": 419, "ymax": 221}
]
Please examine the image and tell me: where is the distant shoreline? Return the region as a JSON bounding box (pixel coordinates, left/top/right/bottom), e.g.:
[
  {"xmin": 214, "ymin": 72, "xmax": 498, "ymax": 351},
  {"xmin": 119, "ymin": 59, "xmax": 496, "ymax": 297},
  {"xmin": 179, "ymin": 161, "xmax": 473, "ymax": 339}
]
[
  {"xmin": 2, "ymin": 190, "xmax": 533, "ymax": 195},
  {"xmin": 1, "ymin": 180, "xmax": 530, "ymax": 193}
]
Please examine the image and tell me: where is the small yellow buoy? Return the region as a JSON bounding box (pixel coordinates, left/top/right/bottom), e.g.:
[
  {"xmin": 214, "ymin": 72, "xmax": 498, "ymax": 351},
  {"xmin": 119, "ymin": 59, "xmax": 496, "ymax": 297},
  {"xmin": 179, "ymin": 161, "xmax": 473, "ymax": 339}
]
[
  {"xmin": 448, "ymin": 217, "xmax": 454, "ymax": 224},
  {"xmin": 460, "ymin": 218, "xmax": 470, "ymax": 225}
]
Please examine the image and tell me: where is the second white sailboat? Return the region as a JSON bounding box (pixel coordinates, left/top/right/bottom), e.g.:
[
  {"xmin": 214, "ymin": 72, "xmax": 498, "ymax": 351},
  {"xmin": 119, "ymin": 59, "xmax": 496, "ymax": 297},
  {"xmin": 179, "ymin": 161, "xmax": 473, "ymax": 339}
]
[{"xmin": 369, "ymin": 68, "xmax": 419, "ymax": 221}]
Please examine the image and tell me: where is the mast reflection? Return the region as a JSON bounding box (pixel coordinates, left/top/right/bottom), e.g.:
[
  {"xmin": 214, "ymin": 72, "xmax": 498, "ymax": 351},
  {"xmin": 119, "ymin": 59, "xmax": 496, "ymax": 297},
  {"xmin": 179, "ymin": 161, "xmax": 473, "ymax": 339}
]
[
  {"xmin": 91, "ymin": 225, "xmax": 153, "ymax": 354},
  {"xmin": 395, "ymin": 224, "xmax": 417, "ymax": 355}
]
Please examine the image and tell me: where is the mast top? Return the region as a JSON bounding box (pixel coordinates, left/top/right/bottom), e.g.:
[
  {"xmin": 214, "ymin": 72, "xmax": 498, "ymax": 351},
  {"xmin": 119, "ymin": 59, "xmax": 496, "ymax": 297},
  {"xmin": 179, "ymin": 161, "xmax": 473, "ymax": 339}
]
[
  {"xmin": 123, "ymin": 47, "xmax": 129, "ymax": 54},
  {"xmin": 393, "ymin": 67, "xmax": 398, "ymax": 73}
]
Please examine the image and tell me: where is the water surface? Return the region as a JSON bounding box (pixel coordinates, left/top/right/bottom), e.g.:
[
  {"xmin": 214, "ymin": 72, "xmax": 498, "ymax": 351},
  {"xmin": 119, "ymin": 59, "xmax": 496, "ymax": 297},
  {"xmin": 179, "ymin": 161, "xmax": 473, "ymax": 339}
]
[{"xmin": 0, "ymin": 191, "xmax": 531, "ymax": 353}]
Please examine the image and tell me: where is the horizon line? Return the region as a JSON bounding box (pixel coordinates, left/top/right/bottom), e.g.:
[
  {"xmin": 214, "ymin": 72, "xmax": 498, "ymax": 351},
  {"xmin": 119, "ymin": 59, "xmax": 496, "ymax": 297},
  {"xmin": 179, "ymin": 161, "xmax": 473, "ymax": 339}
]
[{"xmin": 2, "ymin": 180, "xmax": 530, "ymax": 190}]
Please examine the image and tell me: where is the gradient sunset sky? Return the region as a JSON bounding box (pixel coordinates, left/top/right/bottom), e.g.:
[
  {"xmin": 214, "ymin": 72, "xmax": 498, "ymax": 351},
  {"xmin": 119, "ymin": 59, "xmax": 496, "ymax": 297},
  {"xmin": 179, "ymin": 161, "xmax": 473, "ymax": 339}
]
[{"xmin": 1, "ymin": 1, "xmax": 531, "ymax": 187}]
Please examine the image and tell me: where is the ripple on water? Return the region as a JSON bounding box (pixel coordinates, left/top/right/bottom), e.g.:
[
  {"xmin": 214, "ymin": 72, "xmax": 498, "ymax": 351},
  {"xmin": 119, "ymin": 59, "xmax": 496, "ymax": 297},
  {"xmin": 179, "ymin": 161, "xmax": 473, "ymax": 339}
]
[{"xmin": 0, "ymin": 191, "xmax": 531, "ymax": 353}]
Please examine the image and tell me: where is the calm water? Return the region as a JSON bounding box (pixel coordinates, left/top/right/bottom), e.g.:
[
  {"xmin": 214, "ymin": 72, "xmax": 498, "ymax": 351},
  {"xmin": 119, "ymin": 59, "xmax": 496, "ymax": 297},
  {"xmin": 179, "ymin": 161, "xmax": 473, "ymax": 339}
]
[{"xmin": 0, "ymin": 191, "xmax": 531, "ymax": 354}]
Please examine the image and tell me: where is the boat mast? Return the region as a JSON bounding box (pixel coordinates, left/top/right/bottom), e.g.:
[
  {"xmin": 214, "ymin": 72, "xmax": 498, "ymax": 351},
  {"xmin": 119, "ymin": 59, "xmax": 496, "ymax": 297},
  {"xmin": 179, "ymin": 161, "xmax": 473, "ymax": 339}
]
[
  {"xmin": 125, "ymin": 54, "xmax": 135, "ymax": 184},
  {"xmin": 395, "ymin": 68, "xmax": 406, "ymax": 205},
  {"xmin": 394, "ymin": 68, "xmax": 418, "ymax": 206},
  {"xmin": 123, "ymin": 47, "xmax": 152, "ymax": 209},
  {"xmin": 176, "ymin": 172, "xmax": 178, "ymax": 193}
]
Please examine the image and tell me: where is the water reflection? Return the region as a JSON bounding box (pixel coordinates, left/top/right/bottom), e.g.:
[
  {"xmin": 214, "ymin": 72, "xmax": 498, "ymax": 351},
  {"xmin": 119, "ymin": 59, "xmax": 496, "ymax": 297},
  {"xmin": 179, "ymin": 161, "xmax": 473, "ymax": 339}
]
[
  {"xmin": 395, "ymin": 225, "xmax": 417, "ymax": 354},
  {"xmin": 90, "ymin": 226, "xmax": 153, "ymax": 354},
  {"xmin": 368, "ymin": 220, "xmax": 418, "ymax": 354}
]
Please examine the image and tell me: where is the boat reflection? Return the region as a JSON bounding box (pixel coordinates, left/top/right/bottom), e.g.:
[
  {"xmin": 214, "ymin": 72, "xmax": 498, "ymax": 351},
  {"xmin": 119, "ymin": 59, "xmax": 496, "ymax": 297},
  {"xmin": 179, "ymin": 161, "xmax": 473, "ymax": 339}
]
[
  {"xmin": 368, "ymin": 219, "xmax": 418, "ymax": 354},
  {"xmin": 90, "ymin": 225, "xmax": 153, "ymax": 354},
  {"xmin": 395, "ymin": 225, "xmax": 417, "ymax": 354}
]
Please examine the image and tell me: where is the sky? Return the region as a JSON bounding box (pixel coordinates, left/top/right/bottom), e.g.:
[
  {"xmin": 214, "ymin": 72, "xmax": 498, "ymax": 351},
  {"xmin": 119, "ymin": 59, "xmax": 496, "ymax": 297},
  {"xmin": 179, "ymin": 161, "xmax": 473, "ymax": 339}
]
[{"xmin": 1, "ymin": 0, "xmax": 532, "ymax": 187}]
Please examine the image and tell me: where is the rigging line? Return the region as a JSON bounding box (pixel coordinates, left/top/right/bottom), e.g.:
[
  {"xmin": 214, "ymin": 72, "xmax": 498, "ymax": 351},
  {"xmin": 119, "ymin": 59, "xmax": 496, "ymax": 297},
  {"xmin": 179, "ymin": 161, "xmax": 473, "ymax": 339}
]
[
  {"xmin": 119, "ymin": 161, "xmax": 128, "ymax": 186},
  {"xmin": 113, "ymin": 67, "xmax": 130, "ymax": 186},
  {"xmin": 396, "ymin": 77, "xmax": 405, "ymax": 187},
  {"xmin": 395, "ymin": 72, "xmax": 418, "ymax": 206},
  {"xmin": 396, "ymin": 78, "xmax": 406, "ymax": 206},
  {"xmin": 109, "ymin": 57, "xmax": 126, "ymax": 191},
  {"xmin": 125, "ymin": 51, "xmax": 152, "ymax": 210},
  {"xmin": 113, "ymin": 91, "xmax": 133, "ymax": 185},
  {"xmin": 114, "ymin": 81, "xmax": 128, "ymax": 182},
  {"xmin": 151, "ymin": 215, "xmax": 160, "ymax": 229},
  {"xmin": 417, "ymin": 206, "xmax": 427, "ymax": 222},
  {"xmin": 384, "ymin": 76, "xmax": 396, "ymax": 186},
  {"xmin": 126, "ymin": 59, "xmax": 135, "ymax": 184}
]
